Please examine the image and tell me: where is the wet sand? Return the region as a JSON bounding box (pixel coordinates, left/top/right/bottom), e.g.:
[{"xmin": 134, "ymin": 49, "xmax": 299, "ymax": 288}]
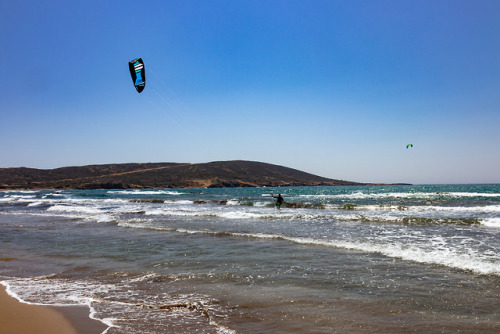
[{"xmin": 0, "ymin": 285, "xmax": 107, "ymax": 334}]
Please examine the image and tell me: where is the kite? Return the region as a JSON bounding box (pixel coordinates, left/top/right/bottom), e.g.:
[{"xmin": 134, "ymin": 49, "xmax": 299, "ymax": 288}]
[
  {"xmin": 129, "ymin": 58, "xmax": 145, "ymax": 93},
  {"xmin": 406, "ymin": 144, "xmax": 413, "ymax": 149}
]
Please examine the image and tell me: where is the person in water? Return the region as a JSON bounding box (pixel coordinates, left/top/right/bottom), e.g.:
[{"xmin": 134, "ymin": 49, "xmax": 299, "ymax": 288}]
[{"xmin": 272, "ymin": 193, "xmax": 284, "ymax": 209}]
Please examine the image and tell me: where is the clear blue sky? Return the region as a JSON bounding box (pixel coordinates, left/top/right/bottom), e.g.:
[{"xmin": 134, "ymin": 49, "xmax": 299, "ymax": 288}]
[{"xmin": 2, "ymin": 0, "xmax": 499, "ymax": 184}]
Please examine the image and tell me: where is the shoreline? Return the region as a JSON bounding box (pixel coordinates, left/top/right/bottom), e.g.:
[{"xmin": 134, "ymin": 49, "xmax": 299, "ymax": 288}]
[{"xmin": 0, "ymin": 284, "xmax": 108, "ymax": 334}]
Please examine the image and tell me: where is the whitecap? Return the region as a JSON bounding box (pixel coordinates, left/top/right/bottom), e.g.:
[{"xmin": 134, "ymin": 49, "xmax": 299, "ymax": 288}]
[
  {"xmin": 107, "ymin": 190, "xmax": 182, "ymax": 196},
  {"xmin": 481, "ymin": 218, "xmax": 500, "ymax": 228}
]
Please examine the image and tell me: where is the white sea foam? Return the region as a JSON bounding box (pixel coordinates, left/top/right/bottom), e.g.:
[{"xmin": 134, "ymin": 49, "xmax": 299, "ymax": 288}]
[
  {"xmin": 107, "ymin": 190, "xmax": 182, "ymax": 195},
  {"xmin": 42, "ymin": 193, "xmax": 64, "ymax": 198},
  {"xmin": 481, "ymin": 218, "xmax": 500, "ymax": 228},
  {"xmin": 27, "ymin": 201, "xmax": 47, "ymax": 207},
  {"xmin": 1, "ymin": 278, "xmax": 115, "ymax": 330},
  {"xmin": 48, "ymin": 204, "xmax": 104, "ymax": 215},
  {"xmin": 46, "ymin": 204, "xmax": 114, "ymax": 223},
  {"xmin": 408, "ymin": 205, "xmax": 500, "ymax": 213},
  {"xmin": 153, "ymin": 229, "xmax": 500, "ymax": 276},
  {"xmin": 331, "ymin": 239, "xmax": 497, "ymax": 275},
  {"xmin": 252, "ymin": 201, "xmax": 270, "ymax": 207},
  {"xmin": 167, "ymin": 200, "xmax": 194, "ymax": 205},
  {"xmin": 219, "ymin": 211, "xmax": 263, "ymax": 219},
  {"xmin": 298, "ymin": 192, "xmax": 437, "ymax": 200},
  {"xmin": 298, "ymin": 191, "xmax": 500, "ymax": 201},
  {"xmin": 1, "ymin": 190, "xmax": 37, "ymax": 194},
  {"xmin": 0, "ymin": 194, "xmax": 37, "ymax": 202},
  {"xmin": 126, "ymin": 272, "xmax": 161, "ymax": 283},
  {"xmin": 144, "ymin": 208, "xmax": 204, "ymax": 217},
  {"xmin": 0, "ymin": 275, "xmax": 234, "ymax": 333},
  {"xmin": 448, "ymin": 192, "xmax": 500, "ymax": 197},
  {"xmin": 281, "ymin": 236, "xmax": 500, "ymax": 276}
]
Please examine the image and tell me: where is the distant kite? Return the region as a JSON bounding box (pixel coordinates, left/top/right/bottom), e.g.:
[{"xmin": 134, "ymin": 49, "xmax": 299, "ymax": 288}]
[
  {"xmin": 406, "ymin": 144, "xmax": 413, "ymax": 149},
  {"xmin": 129, "ymin": 58, "xmax": 145, "ymax": 93}
]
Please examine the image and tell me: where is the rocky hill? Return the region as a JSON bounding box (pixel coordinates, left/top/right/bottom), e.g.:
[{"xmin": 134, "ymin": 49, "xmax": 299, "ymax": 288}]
[{"xmin": 0, "ymin": 160, "xmax": 367, "ymax": 190}]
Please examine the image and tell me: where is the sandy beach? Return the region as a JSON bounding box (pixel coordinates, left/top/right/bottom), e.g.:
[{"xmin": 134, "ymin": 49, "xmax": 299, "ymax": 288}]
[{"xmin": 0, "ymin": 285, "xmax": 107, "ymax": 334}]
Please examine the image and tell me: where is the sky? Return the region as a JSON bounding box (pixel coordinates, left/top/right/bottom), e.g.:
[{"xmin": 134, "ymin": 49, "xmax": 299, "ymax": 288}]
[{"xmin": 1, "ymin": 0, "xmax": 499, "ymax": 184}]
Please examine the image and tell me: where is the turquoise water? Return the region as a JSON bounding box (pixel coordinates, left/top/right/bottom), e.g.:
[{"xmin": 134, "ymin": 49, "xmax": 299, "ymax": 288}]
[{"xmin": 1, "ymin": 185, "xmax": 499, "ymax": 333}]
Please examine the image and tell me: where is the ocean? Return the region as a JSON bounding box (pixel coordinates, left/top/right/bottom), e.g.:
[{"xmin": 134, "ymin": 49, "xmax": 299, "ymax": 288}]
[{"xmin": 1, "ymin": 185, "xmax": 499, "ymax": 333}]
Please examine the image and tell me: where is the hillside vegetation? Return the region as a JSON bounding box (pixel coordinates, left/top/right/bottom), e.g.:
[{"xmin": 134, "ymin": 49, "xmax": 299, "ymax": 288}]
[{"xmin": 0, "ymin": 160, "xmax": 366, "ymax": 190}]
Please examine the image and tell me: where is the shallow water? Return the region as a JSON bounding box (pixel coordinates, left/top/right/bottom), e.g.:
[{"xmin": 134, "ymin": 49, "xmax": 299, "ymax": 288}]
[{"xmin": 1, "ymin": 185, "xmax": 499, "ymax": 333}]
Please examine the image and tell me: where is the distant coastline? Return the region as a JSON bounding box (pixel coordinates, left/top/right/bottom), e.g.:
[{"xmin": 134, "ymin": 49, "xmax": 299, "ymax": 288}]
[{"xmin": 0, "ymin": 160, "xmax": 410, "ymax": 190}]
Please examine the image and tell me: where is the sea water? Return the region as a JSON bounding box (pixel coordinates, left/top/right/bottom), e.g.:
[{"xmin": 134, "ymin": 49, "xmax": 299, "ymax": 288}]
[{"xmin": 0, "ymin": 185, "xmax": 499, "ymax": 333}]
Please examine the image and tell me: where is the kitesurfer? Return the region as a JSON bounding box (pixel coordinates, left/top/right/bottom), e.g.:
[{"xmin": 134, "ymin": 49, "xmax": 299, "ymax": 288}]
[{"xmin": 272, "ymin": 193, "xmax": 285, "ymax": 209}]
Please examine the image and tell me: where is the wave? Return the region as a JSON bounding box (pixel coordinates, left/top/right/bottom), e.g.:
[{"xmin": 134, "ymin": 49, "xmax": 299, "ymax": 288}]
[
  {"xmin": 3, "ymin": 197, "xmax": 495, "ymax": 229},
  {"xmin": 482, "ymin": 218, "xmax": 500, "ymax": 228},
  {"xmin": 134, "ymin": 206, "xmax": 485, "ymax": 226},
  {"xmin": 0, "ymin": 194, "xmax": 37, "ymax": 202},
  {"xmin": 37, "ymin": 203, "xmax": 489, "ymax": 227},
  {"xmin": 347, "ymin": 204, "xmax": 500, "ymax": 212},
  {"xmin": 105, "ymin": 216, "xmax": 500, "ymax": 277},
  {"xmin": 107, "ymin": 190, "xmax": 183, "ymax": 196},
  {"xmin": 0, "ymin": 190, "xmax": 38, "ymax": 194},
  {"xmin": 407, "ymin": 204, "xmax": 500, "ymax": 213},
  {"xmin": 153, "ymin": 229, "xmax": 500, "ymax": 276},
  {"xmin": 48, "ymin": 204, "xmax": 104, "ymax": 215},
  {"xmin": 0, "ymin": 278, "xmax": 114, "ymax": 331},
  {"xmin": 297, "ymin": 191, "xmax": 500, "ymax": 200},
  {"xmin": 448, "ymin": 192, "xmax": 500, "ymax": 198},
  {"xmin": 1, "ymin": 275, "xmax": 234, "ymax": 334},
  {"xmin": 46, "ymin": 205, "xmax": 115, "ymax": 223},
  {"xmin": 295, "ymin": 237, "xmax": 500, "ymax": 276}
]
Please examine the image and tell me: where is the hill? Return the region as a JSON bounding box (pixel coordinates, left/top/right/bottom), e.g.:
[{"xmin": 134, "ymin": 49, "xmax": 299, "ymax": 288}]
[{"xmin": 0, "ymin": 160, "xmax": 368, "ymax": 190}]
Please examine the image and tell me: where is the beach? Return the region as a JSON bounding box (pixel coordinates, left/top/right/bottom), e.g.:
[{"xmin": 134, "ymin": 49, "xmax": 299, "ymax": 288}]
[
  {"xmin": 0, "ymin": 284, "xmax": 107, "ymax": 334},
  {"xmin": 1, "ymin": 185, "xmax": 499, "ymax": 333},
  {"xmin": 0, "ymin": 284, "xmax": 77, "ymax": 334}
]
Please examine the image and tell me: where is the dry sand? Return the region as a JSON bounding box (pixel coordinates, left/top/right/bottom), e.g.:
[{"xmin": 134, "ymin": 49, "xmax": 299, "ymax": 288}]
[{"xmin": 0, "ymin": 285, "xmax": 108, "ymax": 334}]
